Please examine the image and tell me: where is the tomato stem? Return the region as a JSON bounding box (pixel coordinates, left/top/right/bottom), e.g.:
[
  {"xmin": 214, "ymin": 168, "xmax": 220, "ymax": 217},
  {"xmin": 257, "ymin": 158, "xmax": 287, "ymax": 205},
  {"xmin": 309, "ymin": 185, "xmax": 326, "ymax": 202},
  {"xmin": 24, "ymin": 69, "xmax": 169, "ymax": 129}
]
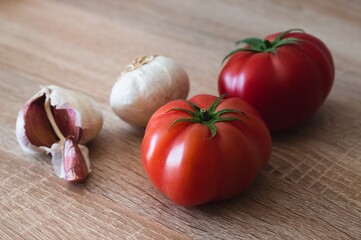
[
  {"xmin": 263, "ymin": 40, "xmax": 273, "ymax": 49},
  {"xmin": 168, "ymin": 95, "xmax": 249, "ymax": 138},
  {"xmin": 200, "ymin": 109, "xmax": 211, "ymax": 121},
  {"xmin": 222, "ymin": 29, "xmax": 305, "ymax": 64}
]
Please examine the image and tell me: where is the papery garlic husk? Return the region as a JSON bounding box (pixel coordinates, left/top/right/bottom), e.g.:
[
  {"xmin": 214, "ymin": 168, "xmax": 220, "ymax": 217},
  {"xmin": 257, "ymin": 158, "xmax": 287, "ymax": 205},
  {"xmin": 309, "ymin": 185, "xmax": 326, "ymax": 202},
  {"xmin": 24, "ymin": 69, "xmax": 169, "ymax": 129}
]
[
  {"xmin": 110, "ymin": 55, "xmax": 189, "ymax": 127},
  {"xmin": 16, "ymin": 89, "xmax": 57, "ymax": 154},
  {"xmin": 46, "ymin": 85, "xmax": 103, "ymax": 145},
  {"xmin": 15, "ymin": 85, "xmax": 103, "ymax": 182}
]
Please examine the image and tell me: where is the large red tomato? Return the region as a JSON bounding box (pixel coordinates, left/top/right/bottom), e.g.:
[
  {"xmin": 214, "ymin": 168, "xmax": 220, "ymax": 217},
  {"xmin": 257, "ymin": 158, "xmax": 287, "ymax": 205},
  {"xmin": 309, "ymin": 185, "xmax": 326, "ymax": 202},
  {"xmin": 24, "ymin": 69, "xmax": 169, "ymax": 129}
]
[
  {"xmin": 141, "ymin": 94, "xmax": 271, "ymax": 206},
  {"xmin": 218, "ymin": 29, "xmax": 334, "ymax": 132}
]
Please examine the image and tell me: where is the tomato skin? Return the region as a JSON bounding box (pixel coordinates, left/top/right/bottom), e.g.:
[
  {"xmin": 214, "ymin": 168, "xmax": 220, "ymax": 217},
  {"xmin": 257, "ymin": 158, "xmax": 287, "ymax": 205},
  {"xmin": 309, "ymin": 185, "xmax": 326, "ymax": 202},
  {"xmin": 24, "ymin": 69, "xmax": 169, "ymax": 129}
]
[
  {"xmin": 141, "ymin": 94, "xmax": 271, "ymax": 206},
  {"xmin": 218, "ymin": 31, "xmax": 334, "ymax": 132}
]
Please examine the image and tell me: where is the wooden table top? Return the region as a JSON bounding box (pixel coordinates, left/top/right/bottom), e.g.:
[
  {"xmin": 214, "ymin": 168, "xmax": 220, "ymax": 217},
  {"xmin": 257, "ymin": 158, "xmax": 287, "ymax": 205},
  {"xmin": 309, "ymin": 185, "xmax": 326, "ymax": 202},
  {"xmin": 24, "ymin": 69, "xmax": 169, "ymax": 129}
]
[{"xmin": 1, "ymin": 0, "xmax": 360, "ymax": 239}]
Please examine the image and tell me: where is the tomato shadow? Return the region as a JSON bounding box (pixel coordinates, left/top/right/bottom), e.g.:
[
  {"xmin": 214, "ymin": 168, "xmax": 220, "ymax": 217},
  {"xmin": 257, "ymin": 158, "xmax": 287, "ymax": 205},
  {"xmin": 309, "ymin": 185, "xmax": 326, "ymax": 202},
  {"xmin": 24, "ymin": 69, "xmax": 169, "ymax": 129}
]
[
  {"xmin": 271, "ymin": 108, "xmax": 328, "ymax": 141},
  {"xmin": 268, "ymin": 97, "xmax": 361, "ymax": 176},
  {"xmin": 270, "ymin": 97, "xmax": 357, "ymax": 143},
  {"xmin": 174, "ymin": 173, "xmax": 280, "ymax": 233}
]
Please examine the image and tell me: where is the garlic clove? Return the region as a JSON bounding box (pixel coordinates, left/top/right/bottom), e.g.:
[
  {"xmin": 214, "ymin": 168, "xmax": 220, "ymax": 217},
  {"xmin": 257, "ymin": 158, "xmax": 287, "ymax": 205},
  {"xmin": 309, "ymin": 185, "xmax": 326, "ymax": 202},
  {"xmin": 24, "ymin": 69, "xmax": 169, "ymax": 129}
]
[
  {"xmin": 53, "ymin": 108, "xmax": 80, "ymax": 141},
  {"xmin": 50, "ymin": 137, "xmax": 90, "ymax": 183},
  {"xmin": 63, "ymin": 136, "xmax": 90, "ymax": 182}
]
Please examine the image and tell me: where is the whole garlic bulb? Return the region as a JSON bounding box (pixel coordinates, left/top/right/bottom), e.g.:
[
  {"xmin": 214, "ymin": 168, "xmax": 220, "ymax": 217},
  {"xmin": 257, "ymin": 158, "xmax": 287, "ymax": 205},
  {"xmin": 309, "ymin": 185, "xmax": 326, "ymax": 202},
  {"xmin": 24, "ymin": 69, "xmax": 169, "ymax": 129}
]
[
  {"xmin": 110, "ymin": 55, "xmax": 189, "ymax": 127},
  {"xmin": 16, "ymin": 85, "xmax": 103, "ymax": 182}
]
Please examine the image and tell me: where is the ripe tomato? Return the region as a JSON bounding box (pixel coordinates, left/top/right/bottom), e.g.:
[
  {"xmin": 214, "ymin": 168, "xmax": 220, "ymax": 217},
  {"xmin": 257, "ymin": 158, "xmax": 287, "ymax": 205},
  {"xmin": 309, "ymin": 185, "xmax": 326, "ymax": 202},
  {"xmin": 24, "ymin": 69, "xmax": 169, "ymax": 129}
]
[
  {"xmin": 141, "ymin": 94, "xmax": 271, "ymax": 206},
  {"xmin": 218, "ymin": 29, "xmax": 334, "ymax": 132}
]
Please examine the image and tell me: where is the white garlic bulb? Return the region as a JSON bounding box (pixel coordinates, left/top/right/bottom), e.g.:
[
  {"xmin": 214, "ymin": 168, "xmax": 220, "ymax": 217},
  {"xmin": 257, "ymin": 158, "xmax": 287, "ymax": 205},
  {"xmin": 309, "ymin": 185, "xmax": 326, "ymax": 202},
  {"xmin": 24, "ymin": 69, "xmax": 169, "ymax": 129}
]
[
  {"xmin": 16, "ymin": 85, "xmax": 103, "ymax": 182},
  {"xmin": 110, "ymin": 55, "xmax": 190, "ymax": 127}
]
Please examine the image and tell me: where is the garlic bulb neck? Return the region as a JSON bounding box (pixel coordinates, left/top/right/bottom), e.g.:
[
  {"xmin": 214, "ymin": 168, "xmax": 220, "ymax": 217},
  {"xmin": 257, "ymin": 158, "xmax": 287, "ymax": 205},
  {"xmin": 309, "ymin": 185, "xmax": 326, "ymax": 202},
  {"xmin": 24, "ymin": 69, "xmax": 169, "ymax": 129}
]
[{"xmin": 123, "ymin": 55, "xmax": 157, "ymax": 74}]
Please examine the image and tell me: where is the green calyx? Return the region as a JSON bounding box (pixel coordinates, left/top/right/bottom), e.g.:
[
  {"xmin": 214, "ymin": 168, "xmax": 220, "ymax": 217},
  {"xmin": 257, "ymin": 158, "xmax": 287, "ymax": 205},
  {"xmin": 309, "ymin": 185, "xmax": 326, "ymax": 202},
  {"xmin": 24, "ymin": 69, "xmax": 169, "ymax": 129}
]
[
  {"xmin": 167, "ymin": 95, "xmax": 249, "ymax": 138},
  {"xmin": 222, "ymin": 28, "xmax": 305, "ymax": 63}
]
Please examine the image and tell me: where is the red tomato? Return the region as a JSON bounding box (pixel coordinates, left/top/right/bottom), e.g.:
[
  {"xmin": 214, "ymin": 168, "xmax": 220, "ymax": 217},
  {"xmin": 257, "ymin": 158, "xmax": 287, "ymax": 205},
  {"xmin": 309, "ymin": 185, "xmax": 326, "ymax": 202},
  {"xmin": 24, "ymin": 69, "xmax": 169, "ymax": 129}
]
[
  {"xmin": 141, "ymin": 94, "xmax": 271, "ymax": 206},
  {"xmin": 218, "ymin": 29, "xmax": 334, "ymax": 132}
]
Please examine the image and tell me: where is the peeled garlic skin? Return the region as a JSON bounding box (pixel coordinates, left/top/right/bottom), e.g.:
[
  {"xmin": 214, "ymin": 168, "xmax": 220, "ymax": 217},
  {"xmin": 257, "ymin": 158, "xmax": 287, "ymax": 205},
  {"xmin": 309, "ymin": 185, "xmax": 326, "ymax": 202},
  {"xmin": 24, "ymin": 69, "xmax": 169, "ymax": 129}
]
[
  {"xmin": 47, "ymin": 85, "xmax": 103, "ymax": 144},
  {"xmin": 110, "ymin": 56, "xmax": 189, "ymax": 127},
  {"xmin": 16, "ymin": 88, "xmax": 54, "ymax": 154},
  {"xmin": 16, "ymin": 107, "xmax": 47, "ymax": 154}
]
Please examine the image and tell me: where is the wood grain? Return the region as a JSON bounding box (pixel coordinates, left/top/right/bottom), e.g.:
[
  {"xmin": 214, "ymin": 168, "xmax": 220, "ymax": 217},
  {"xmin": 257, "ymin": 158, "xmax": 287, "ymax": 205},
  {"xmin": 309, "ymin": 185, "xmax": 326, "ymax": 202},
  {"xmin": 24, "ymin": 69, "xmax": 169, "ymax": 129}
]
[{"xmin": 1, "ymin": 0, "xmax": 361, "ymax": 239}]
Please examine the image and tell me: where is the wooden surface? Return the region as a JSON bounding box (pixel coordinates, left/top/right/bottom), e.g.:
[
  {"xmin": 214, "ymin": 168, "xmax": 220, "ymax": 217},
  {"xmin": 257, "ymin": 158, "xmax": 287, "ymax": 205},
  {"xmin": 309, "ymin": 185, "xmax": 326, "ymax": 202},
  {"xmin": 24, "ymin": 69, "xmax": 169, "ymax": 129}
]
[{"xmin": 1, "ymin": 0, "xmax": 361, "ymax": 239}]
